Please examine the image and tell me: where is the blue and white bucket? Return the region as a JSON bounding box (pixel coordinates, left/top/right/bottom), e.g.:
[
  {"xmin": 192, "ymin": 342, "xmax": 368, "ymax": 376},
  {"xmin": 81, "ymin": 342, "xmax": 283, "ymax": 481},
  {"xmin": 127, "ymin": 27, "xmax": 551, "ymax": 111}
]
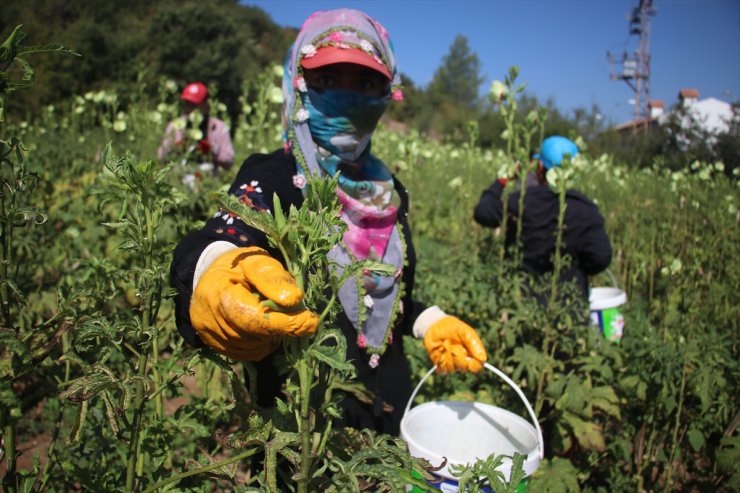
[{"xmin": 401, "ymin": 363, "xmax": 544, "ymax": 492}]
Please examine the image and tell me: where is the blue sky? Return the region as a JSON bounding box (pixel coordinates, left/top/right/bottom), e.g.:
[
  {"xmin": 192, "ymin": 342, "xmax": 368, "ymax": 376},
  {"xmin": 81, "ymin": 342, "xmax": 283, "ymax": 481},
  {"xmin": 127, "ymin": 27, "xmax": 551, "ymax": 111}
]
[{"xmin": 243, "ymin": 0, "xmax": 739, "ymax": 125}]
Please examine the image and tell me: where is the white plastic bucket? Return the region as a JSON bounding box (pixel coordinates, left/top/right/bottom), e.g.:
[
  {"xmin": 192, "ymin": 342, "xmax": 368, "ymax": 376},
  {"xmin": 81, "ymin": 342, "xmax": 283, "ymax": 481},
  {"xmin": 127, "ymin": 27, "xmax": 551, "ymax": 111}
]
[
  {"xmin": 401, "ymin": 363, "xmax": 544, "ymax": 492},
  {"xmin": 589, "ymin": 287, "xmax": 627, "ymax": 342}
]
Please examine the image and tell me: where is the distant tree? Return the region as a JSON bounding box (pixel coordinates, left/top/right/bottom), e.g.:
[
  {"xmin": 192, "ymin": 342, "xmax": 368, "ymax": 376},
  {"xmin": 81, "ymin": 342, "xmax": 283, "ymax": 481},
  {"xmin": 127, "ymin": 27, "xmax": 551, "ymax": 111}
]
[
  {"xmin": 411, "ymin": 34, "xmax": 483, "ymax": 143},
  {"xmin": 714, "ymin": 103, "xmax": 739, "ymax": 174},
  {"xmin": 1, "ymin": 0, "xmax": 156, "ymax": 115},
  {"xmin": 144, "ymin": 1, "xmax": 255, "ymax": 119},
  {"xmin": 427, "ymin": 34, "xmax": 484, "ymax": 110}
]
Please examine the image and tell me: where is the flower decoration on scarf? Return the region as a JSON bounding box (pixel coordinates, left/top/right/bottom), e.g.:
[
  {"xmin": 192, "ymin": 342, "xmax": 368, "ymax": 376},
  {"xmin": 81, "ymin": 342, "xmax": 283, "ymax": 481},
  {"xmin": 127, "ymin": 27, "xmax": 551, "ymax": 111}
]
[
  {"xmin": 292, "ymin": 174, "xmax": 307, "ymax": 189},
  {"xmin": 357, "ymin": 333, "xmax": 367, "ymax": 348},
  {"xmin": 300, "ymin": 44, "xmax": 317, "ymax": 57},
  {"xmin": 293, "ymin": 76, "xmax": 307, "ymax": 92},
  {"xmin": 296, "ymin": 108, "xmax": 310, "ymax": 122}
]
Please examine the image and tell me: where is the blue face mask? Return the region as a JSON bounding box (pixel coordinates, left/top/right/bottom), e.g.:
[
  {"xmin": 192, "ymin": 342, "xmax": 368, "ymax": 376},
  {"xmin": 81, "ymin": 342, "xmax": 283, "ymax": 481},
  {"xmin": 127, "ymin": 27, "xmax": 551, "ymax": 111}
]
[{"xmin": 302, "ymin": 88, "xmax": 388, "ymax": 161}]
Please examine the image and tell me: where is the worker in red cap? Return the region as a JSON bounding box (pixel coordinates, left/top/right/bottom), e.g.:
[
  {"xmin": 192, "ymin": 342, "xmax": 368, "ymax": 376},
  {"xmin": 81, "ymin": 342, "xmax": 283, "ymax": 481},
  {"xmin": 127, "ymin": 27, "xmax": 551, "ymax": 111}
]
[{"xmin": 158, "ymin": 81, "xmax": 234, "ymax": 174}]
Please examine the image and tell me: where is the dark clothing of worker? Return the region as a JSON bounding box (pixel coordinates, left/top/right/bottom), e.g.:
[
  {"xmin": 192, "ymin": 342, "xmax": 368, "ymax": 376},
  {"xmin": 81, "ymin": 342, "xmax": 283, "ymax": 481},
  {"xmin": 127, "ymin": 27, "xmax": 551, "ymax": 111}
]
[
  {"xmin": 171, "ymin": 149, "xmax": 426, "ymax": 435},
  {"xmin": 473, "ymin": 175, "xmax": 612, "ymax": 303}
]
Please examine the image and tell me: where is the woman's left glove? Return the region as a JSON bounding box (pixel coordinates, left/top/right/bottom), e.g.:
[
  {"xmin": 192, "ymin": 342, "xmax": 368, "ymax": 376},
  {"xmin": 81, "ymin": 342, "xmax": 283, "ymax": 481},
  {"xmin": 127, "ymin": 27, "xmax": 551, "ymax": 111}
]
[
  {"xmin": 413, "ymin": 306, "xmax": 487, "ymax": 373},
  {"xmin": 190, "ymin": 246, "xmax": 319, "ymax": 361}
]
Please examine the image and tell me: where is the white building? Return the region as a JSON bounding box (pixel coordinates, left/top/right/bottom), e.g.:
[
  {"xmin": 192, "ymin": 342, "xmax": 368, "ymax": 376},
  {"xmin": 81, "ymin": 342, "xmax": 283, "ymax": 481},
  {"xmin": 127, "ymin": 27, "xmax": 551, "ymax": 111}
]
[
  {"xmin": 616, "ymin": 88, "xmax": 735, "ymax": 138},
  {"xmin": 655, "ymin": 88, "xmax": 734, "ymax": 136}
]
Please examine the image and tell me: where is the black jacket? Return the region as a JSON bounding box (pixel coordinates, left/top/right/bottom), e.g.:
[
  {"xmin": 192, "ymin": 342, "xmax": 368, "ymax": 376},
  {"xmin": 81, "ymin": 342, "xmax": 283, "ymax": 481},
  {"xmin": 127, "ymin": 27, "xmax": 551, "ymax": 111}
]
[
  {"xmin": 171, "ymin": 149, "xmax": 425, "ymax": 435},
  {"xmin": 473, "ymin": 178, "xmax": 612, "ymax": 301}
]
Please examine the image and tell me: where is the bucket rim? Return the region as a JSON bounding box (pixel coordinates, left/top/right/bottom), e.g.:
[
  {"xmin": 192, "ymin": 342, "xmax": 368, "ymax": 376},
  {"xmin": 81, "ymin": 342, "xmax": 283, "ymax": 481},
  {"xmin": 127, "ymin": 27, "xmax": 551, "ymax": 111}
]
[
  {"xmin": 400, "ymin": 400, "xmax": 542, "ymax": 478},
  {"xmin": 403, "ymin": 363, "xmax": 544, "ymax": 461},
  {"xmin": 589, "ymin": 287, "xmax": 627, "ymax": 310}
]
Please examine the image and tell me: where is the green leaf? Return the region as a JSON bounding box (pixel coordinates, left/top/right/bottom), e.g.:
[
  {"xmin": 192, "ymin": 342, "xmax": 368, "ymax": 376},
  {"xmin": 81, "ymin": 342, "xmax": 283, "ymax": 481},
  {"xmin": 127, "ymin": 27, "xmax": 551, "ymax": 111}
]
[
  {"xmin": 563, "ymin": 411, "xmax": 606, "ymax": 452},
  {"xmin": 68, "ymin": 400, "xmax": 89, "ymax": 443},
  {"xmin": 528, "ymin": 457, "xmax": 580, "ymax": 493},
  {"xmin": 686, "ymin": 428, "xmax": 705, "ymax": 452},
  {"xmin": 101, "ymin": 390, "xmax": 120, "ymax": 435},
  {"xmin": 717, "ymin": 434, "xmax": 740, "ymax": 489},
  {"xmin": 273, "ymin": 192, "xmax": 286, "ymax": 229},
  {"xmin": 59, "ymin": 368, "xmax": 121, "ymax": 402},
  {"xmin": 17, "ymin": 43, "xmax": 80, "ymax": 58},
  {"xmin": 356, "ymin": 259, "xmax": 398, "ymax": 276},
  {"xmin": 0, "ymin": 279, "xmax": 28, "ymax": 306},
  {"xmin": 589, "ymin": 385, "xmax": 621, "ymax": 419},
  {"xmin": 307, "ymin": 344, "xmax": 355, "ymax": 372}
]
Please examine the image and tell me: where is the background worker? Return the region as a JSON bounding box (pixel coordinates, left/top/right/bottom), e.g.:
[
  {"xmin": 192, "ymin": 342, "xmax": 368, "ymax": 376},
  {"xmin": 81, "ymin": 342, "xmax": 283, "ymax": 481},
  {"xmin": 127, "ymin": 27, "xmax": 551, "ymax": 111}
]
[
  {"xmin": 158, "ymin": 81, "xmax": 234, "ymax": 172},
  {"xmin": 473, "ymin": 136, "xmax": 612, "ymax": 305}
]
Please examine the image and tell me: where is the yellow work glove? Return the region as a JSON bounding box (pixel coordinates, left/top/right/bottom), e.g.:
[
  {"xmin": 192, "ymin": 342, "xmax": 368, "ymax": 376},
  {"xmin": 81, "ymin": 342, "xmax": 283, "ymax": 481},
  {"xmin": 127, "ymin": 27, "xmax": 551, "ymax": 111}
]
[
  {"xmin": 190, "ymin": 246, "xmax": 319, "ymax": 361},
  {"xmin": 413, "ymin": 306, "xmax": 487, "ymax": 373}
]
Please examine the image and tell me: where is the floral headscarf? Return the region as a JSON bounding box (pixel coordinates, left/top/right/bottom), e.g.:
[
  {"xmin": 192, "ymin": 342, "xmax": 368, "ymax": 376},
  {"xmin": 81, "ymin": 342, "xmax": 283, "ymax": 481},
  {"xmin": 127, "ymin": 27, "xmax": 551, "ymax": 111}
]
[
  {"xmin": 282, "ymin": 9, "xmax": 403, "ymax": 175},
  {"xmin": 281, "ymin": 9, "xmax": 406, "ymax": 363}
]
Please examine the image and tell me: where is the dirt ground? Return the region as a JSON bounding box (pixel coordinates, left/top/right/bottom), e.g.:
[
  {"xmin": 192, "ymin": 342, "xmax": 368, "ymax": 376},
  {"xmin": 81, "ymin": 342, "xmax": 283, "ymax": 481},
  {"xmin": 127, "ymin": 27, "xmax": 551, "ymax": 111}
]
[{"xmin": 2, "ymin": 374, "xmax": 200, "ymax": 476}]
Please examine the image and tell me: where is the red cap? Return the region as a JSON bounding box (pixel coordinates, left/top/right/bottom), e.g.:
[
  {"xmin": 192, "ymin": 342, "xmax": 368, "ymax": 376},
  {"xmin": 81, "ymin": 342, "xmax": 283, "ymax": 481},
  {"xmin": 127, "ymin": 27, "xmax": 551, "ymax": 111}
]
[
  {"xmin": 181, "ymin": 82, "xmax": 208, "ymax": 105},
  {"xmin": 300, "ymin": 46, "xmax": 391, "ymax": 80}
]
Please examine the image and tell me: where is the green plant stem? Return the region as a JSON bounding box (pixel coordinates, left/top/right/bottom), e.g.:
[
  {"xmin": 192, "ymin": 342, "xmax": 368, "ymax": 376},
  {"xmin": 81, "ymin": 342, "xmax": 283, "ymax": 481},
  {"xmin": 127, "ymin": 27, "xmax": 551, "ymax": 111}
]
[
  {"xmin": 141, "ymin": 447, "xmax": 260, "ymax": 493},
  {"xmin": 151, "ymin": 335, "xmax": 163, "ymax": 419},
  {"xmin": 498, "ymin": 187, "xmax": 510, "ymax": 280},
  {"xmin": 0, "ymin": 179, "xmax": 12, "ymax": 329},
  {"xmin": 2, "ymin": 421, "xmax": 17, "ymax": 493},
  {"xmin": 512, "ymin": 173, "xmax": 527, "ymax": 268},
  {"xmin": 127, "ymin": 238, "xmax": 155, "ymax": 492},
  {"xmin": 534, "ymin": 333, "xmax": 550, "ymax": 416},
  {"xmin": 318, "ymin": 291, "xmax": 337, "ymax": 324},
  {"xmin": 549, "ymin": 187, "xmax": 567, "ymax": 308},
  {"xmin": 1, "ymin": 165, "xmax": 17, "ymax": 493},
  {"xmin": 665, "ymin": 347, "xmax": 689, "ymax": 488},
  {"xmin": 297, "ymin": 350, "xmax": 315, "ymax": 493},
  {"xmin": 144, "ymin": 207, "xmax": 163, "ymax": 418},
  {"xmin": 126, "ymin": 349, "xmax": 150, "ymax": 491}
]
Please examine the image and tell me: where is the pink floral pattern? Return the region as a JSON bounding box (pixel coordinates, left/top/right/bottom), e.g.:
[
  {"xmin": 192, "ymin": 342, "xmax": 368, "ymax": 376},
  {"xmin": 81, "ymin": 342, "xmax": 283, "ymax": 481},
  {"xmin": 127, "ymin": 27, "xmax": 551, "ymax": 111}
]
[{"xmin": 292, "ymin": 174, "xmax": 307, "ymax": 189}]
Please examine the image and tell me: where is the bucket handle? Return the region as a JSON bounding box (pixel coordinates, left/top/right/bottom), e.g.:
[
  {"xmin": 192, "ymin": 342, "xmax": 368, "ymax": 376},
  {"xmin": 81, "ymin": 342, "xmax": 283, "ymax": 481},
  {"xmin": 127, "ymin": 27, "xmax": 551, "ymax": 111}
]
[
  {"xmin": 404, "ymin": 362, "xmax": 544, "ymax": 460},
  {"xmin": 606, "ymin": 268, "xmax": 619, "ymax": 288}
]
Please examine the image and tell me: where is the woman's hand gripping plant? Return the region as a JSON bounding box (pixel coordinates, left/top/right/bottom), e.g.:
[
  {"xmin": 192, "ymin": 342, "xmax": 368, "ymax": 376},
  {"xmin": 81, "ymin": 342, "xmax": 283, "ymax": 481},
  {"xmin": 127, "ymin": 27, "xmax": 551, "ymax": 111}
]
[{"xmin": 146, "ymin": 173, "xmax": 434, "ymax": 492}]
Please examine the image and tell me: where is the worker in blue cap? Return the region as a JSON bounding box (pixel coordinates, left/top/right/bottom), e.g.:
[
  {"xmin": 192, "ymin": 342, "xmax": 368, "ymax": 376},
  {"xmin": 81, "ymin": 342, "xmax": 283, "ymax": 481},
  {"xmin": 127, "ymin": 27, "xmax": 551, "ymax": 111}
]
[{"xmin": 473, "ymin": 136, "xmax": 612, "ymax": 306}]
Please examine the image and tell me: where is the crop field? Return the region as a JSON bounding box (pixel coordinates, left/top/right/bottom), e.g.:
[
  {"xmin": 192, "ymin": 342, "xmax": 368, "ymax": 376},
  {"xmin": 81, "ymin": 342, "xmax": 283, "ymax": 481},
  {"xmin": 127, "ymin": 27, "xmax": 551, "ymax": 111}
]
[{"xmin": 1, "ymin": 36, "xmax": 738, "ymax": 493}]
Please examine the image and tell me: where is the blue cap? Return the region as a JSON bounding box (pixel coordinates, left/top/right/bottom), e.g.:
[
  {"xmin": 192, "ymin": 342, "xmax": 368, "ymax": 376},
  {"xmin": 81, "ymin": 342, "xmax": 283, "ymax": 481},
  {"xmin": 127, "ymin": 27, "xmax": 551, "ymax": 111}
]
[{"xmin": 534, "ymin": 136, "xmax": 579, "ymax": 169}]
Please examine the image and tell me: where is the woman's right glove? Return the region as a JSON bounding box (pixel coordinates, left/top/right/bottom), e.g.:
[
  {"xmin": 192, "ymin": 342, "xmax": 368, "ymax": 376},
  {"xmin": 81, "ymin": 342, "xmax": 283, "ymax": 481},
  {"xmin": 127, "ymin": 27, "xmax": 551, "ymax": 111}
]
[
  {"xmin": 190, "ymin": 246, "xmax": 319, "ymax": 361},
  {"xmin": 413, "ymin": 306, "xmax": 488, "ymax": 373}
]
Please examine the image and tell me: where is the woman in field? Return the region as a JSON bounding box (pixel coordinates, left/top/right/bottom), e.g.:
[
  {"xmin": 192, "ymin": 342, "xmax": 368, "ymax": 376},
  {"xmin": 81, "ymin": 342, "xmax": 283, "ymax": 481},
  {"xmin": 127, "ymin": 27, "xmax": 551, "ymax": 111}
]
[{"xmin": 170, "ymin": 8, "xmax": 487, "ymax": 435}]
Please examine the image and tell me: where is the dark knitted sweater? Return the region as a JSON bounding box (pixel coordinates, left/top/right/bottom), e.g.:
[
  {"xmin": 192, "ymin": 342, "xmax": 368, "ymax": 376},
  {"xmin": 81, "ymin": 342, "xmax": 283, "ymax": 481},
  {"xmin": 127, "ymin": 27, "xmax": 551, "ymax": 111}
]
[{"xmin": 473, "ymin": 178, "xmax": 612, "ymax": 301}]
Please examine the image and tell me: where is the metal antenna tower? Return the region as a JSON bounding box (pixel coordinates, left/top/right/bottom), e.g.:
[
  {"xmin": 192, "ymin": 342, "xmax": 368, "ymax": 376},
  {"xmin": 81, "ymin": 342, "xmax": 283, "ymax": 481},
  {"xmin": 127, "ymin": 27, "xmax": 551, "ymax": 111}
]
[{"xmin": 607, "ymin": 0, "xmax": 656, "ymax": 123}]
